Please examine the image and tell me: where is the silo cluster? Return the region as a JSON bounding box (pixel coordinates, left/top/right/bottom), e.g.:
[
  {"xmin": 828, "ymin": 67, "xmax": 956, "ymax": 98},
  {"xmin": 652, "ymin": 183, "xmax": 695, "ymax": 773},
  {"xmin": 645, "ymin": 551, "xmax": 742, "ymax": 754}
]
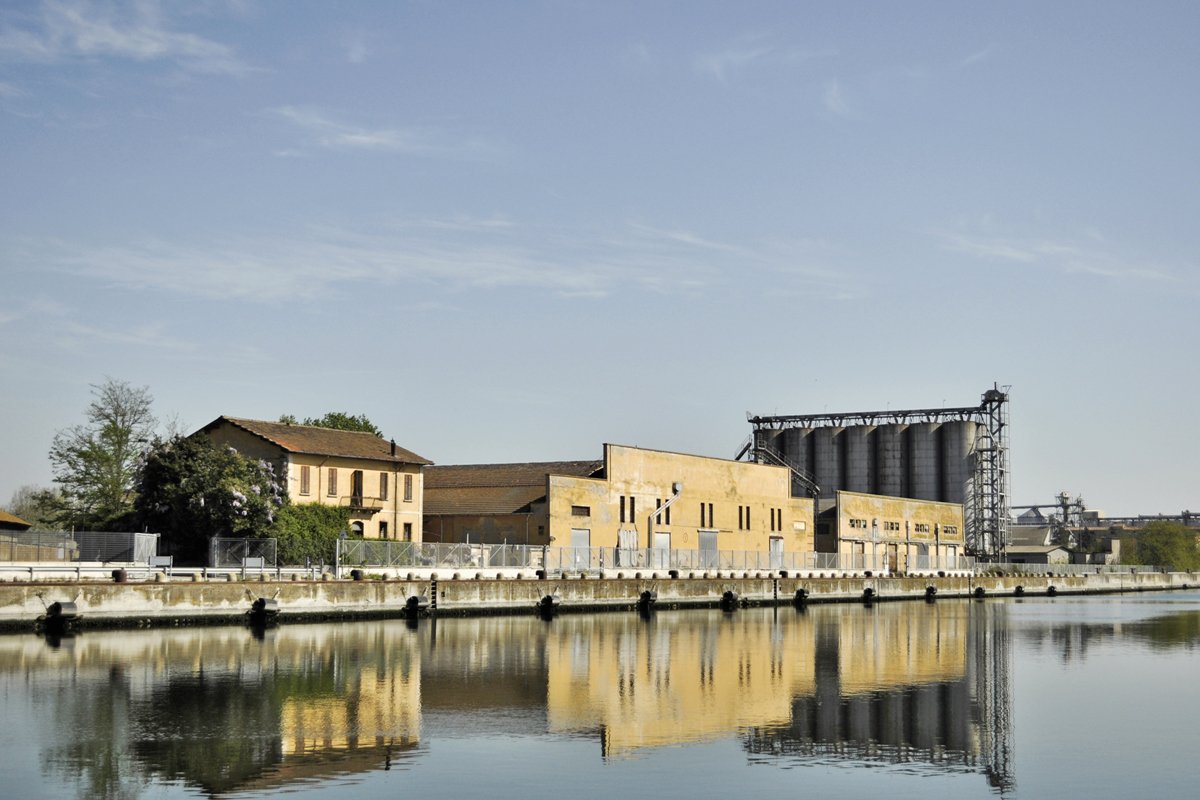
[{"xmin": 763, "ymin": 421, "xmax": 978, "ymax": 504}]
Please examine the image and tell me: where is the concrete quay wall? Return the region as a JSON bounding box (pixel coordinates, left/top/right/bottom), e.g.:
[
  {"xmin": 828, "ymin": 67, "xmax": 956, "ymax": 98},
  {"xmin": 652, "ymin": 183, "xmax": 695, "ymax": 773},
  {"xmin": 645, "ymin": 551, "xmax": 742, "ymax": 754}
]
[{"xmin": 0, "ymin": 571, "xmax": 1194, "ymax": 631}]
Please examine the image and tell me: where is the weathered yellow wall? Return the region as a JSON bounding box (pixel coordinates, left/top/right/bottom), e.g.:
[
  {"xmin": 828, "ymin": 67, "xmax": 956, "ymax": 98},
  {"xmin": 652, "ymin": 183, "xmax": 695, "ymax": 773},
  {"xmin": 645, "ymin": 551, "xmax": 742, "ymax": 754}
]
[
  {"xmin": 206, "ymin": 422, "xmax": 423, "ymax": 542},
  {"xmin": 833, "ymin": 490, "xmax": 964, "ymax": 565},
  {"xmin": 547, "ymin": 444, "xmax": 814, "ymax": 554}
]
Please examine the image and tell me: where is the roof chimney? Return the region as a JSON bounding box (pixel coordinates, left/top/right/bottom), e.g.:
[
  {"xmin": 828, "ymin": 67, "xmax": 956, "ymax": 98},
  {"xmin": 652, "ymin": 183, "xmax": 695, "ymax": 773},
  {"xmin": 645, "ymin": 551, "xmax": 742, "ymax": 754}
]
[{"xmin": 390, "ymin": 439, "xmax": 396, "ymax": 457}]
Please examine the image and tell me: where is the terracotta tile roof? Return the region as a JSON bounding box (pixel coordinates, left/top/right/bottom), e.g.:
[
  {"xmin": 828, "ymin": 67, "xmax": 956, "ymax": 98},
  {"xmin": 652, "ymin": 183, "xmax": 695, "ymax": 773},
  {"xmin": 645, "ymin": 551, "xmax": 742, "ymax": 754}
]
[
  {"xmin": 0, "ymin": 509, "xmax": 32, "ymax": 530},
  {"xmin": 200, "ymin": 417, "xmax": 432, "ymax": 465},
  {"xmin": 424, "ymin": 461, "xmax": 602, "ymax": 515}
]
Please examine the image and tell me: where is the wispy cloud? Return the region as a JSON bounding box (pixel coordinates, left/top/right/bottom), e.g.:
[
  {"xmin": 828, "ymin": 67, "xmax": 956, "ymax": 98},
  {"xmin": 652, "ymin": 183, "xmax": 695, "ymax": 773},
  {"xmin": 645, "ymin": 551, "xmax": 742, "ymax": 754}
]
[
  {"xmin": 695, "ymin": 35, "xmax": 774, "ymax": 83},
  {"xmin": 0, "ymin": 0, "xmax": 251, "ymax": 75},
  {"xmin": 0, "ymin": 80, "xmax": 22, "ymax": 97},
  {"xmin": 270, "ymin": 106, "xmax": 490, "ymax": 157},
  {"xmin": 960, "ymin": 43, "xmax": 998, "ymax": 68},
  {"xmin": 932, "ymin": 224, "xmax": 1184, "ymax": 284},
  {"xmin": 11, "ymin": 219, "xmax": 860, "ymax": 304},
  {"xmin": 695, "ymin": 34, "xmax": 836, "ymax": 83},
  {"xmin": 823, "ymin": 79, "xmax": 849, "ymax": 115}
]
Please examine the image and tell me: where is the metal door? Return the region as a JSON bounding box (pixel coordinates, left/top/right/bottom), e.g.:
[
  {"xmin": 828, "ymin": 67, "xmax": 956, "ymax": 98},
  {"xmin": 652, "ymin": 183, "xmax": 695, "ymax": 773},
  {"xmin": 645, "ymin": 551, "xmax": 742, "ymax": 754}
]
[
  {"xmin": 769, "ymin": 537, "xmax": 784, "ymax": 569},
  {"xmin": 653, "ymin": 532, "xmax": 671, "ymax": 569},
  {"xmin": 571, "ymin": 528, "xmax": 591, "ymax": 570}
]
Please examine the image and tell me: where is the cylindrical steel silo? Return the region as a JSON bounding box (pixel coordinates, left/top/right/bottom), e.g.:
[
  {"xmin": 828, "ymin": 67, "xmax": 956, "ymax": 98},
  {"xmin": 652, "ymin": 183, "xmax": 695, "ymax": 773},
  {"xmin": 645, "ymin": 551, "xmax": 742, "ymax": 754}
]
[
  {"xmin": 875, "ymin": 424, "xmax": 909, "ymax": 497},
  {"xmin": 940, "ymin": 421, "xmax": 976, "ymax": 506},
  {"xmin": 813, "ymin": 426, "xmax": 844, "ymax": 497},
  {"xmin": 783, "ymin": 427, "xmax": 814, "ymax": 477},
  {"xmin": 908, "ymin": 423, "xmax": 941, "ymax": 500},
  {"xmin": 844, "ymin": 425, "xmax": 875, "ymax": 494}
]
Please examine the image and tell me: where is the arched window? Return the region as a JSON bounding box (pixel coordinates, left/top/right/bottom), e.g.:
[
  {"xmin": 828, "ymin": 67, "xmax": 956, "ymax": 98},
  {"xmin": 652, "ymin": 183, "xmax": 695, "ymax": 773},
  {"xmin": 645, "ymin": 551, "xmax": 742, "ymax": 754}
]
[{"xmin": 351, "ymin": 521, "xmax": 364, "ymax": 536}]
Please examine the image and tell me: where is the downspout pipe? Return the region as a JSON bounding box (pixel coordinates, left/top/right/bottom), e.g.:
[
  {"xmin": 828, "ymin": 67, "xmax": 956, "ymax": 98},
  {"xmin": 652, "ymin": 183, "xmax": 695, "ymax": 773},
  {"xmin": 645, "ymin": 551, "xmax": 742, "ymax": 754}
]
[{"xmin": 647, "ymin": 482, "xmax": 683, "ymax": 549}]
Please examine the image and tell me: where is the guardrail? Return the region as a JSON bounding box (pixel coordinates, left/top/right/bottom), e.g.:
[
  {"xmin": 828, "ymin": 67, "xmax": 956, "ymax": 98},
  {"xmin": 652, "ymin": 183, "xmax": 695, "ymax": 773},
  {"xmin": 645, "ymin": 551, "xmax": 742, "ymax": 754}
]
[
  {"xmin": 976, "ymin": 562, "xmax": 1172, "ymax": 576},
  {"xmin": 334, "ymin": 541, "xmax": 975, "ymax": 577}
]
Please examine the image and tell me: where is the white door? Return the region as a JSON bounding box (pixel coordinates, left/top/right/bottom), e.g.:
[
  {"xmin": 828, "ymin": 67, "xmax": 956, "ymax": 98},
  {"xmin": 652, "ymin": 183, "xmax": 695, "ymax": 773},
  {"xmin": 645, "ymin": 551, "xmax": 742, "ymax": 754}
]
[
  {"xmin": 654, "ymin": 532, "xmax": 671, "ymax": 568},
  {"xmin": 571, "ymin": 528, "xmax": 591, "ymax": 570},
  {"xmin": 769, "ymin": 537, "xmax": 784, "ymax": 569},
  {"xmin": 698, "ymin": 530, "xmax": 719, "ymax": 569}
]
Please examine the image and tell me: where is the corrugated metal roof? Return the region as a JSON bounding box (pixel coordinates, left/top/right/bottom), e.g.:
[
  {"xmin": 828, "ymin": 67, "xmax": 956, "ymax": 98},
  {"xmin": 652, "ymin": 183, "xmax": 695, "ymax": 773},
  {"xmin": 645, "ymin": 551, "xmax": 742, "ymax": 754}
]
[
  {"xmin": 200, "ymin": 417, "xmax": 432, "ymax": 465},
  {"xmin": 424, "ymin": 486, "xmax": 550, "ymax": 516},
  {"xmin": 423, "ymin": 460, "xmax": 602, "ymax": 516},
  {"xmin": 425, "ymin": 461, "xmax": 602, "ymax": 489}
]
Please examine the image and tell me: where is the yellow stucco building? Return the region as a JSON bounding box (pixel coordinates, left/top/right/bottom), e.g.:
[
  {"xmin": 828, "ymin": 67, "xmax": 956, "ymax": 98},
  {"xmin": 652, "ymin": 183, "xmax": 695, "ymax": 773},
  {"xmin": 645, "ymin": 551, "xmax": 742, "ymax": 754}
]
[
  {"xmin": 201, "ymin": 417, "xmax": 431, "ymax": 541},
  {"xmin": 817, "ymin": 490, "xmax": 966, "ymax": 571},
  {"xmin": 425, "ymin": 444, "xmax": 814, "ymax": 558}
]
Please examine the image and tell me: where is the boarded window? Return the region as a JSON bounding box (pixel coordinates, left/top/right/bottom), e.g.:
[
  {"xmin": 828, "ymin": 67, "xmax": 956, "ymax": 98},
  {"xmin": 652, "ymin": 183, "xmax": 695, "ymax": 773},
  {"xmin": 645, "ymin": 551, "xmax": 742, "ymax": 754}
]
[
  {"xmin": 380, "ymin": 473, "xmax": 389, "ymax": 501},
  {"xmin": 571, "ymin": 505, "xmax": 590, "ymax": 517},
  {"xmin": 404, "ymin": 474, "xmax": 413, "ymax": 502},
  {"xmin": 300, "ymin": 465, "xmax": 311, "ymax": 496},
  {"xmin": 327, "ymin": 468, "xmax": 337, "ymax": 497}
]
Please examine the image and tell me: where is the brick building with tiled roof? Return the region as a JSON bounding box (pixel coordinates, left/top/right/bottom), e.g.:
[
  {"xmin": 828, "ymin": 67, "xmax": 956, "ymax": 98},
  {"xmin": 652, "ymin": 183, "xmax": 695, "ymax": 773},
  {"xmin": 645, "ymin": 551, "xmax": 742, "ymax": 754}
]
[{"xmin": 199, "ymin": 416, "xmax": 431, "ymax": 541}]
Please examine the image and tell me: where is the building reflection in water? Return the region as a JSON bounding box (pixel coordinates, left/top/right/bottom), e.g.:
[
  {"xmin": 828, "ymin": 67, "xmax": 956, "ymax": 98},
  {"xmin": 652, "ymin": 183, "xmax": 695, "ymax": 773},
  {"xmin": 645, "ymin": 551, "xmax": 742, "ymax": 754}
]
[{"xmin": 31, "ymin": 599, "xmax": 1194, "ymax": 797}]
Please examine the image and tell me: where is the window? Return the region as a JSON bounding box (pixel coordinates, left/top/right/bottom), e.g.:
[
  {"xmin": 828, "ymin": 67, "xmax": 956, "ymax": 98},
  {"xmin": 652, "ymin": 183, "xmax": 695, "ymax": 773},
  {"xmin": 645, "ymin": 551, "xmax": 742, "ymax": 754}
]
[
  {"xmin": 300, "ymin": 465, "xmax": 311, "ymax": 496},
  {"xmin": 745, "ymin": 506, "xmax": 750, "ymax": 529},
  {"xmin": 571, "ymin": 505, "xmax": 590, "ymax": 517},
  {"xmin": 944, "ymin": 525, "xmax": 958, "ymax": 536},
  {"xmin": 884, "ymin": 521, "xmax": 901, "ymax": 532},
  {"xmin": 404, "ymin": 474, "xmax": 413, "ymax": 502},
  {"xmin": 327, "ymin": 468, "xmax": 337, "ymax": 497},
  {"xmin": 738, "ymin": 506, "xmax": 743, "ymax": 530},
  {"xmin": 849, "ymin": 518, "xmax": 868, "ymax": 530},
  {"xmin": 403, "ymin": 522, "xmax": 412, "ymax": 541},
  {"xmin": 620, "ymin": 496, "xmax": 626, "ymax": 524},
  {"xmin": 379, "ymin": 521, "xmax": 389, "ymax": 539},
  {"xmin": 770, "ymin": 509, "xmax": 774, "ymax": 532},
  {"xmin": 351, "ymin": 470, "xmax": 364, "ymax": 500},
  {"xmin": 656, "ymin": 498, "xmax": 662, "ymax": 523},
  {"xmin": 380, "ymin": 473, "xmax": 389, "ymax": 501},
  {"xmin": 537, "ymin": 525, "xmax": 545, "ymax": 539},
  {"xmin": 708, "ymin": 503, "xmax": 714, "ymax": 529},
  {"xmin": 914, "ymin": 523, "xmax": 930, "ymax": 533},
  {"xmin": 666, "ymin": 503, "xmax": 671, "ymax": 526},
  {"xmin": 630, "ymin": 497, "xmax": 635, "ymax": 524},
  {"xmin": 351, "ymin": 521, "xmax": 364, "ymax": 535}
]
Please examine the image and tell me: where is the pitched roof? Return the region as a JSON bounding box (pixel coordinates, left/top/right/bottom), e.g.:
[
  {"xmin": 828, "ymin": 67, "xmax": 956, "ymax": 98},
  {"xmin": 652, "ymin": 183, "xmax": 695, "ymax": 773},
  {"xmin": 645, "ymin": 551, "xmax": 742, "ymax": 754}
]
[
  {"xmin": 1008, "ymin": 526, "xmax": 1053, "ymax": 547},
  {"xmin": 425, "ymin": 461, "xmax": 602, "ymax": 489},
  {"xmin": 0, "ymin": 509, "xmax": 32, "ymax": 530},
  {"xmin": 200, "ymin": 417, "xmax": 432, "ymax": 465},
  {"xmin": 424, "ymin": 461, "xmax": 602, "ymax": 515},
  {"xmin": 1007, "ymin": 544, "xmax": 1069, "ymax": 554}
]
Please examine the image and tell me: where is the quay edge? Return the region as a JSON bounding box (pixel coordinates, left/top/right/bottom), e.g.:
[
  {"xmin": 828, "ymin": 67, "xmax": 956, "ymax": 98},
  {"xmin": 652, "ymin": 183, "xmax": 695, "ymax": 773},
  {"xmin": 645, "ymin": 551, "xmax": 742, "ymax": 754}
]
[{"xmin": 0, "ymin": 572, "xmax": 1195, "ymax": 633}]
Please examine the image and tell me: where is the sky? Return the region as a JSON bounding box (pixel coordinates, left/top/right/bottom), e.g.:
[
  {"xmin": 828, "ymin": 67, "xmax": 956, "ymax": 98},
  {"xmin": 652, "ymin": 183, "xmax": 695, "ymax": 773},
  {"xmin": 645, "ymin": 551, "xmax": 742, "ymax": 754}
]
[{"xmin": 1, "ymin": 1, "xmax": 1197, "ymax": 517}]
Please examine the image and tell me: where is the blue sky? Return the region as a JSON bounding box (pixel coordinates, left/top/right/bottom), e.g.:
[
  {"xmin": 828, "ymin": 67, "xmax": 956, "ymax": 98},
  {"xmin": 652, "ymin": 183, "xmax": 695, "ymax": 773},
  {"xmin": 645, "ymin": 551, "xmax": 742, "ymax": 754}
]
[{"xmin": 1, "ymin": 1, "xmax": 1197, "ymax": 516}]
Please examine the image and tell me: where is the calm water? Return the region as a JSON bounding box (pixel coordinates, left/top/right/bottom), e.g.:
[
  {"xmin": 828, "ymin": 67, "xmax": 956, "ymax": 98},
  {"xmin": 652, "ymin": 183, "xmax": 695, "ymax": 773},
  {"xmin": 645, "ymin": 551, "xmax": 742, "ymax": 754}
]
[{"xmin": 3, "ymin": 593, "xmax": 1200, "ymax": 799}]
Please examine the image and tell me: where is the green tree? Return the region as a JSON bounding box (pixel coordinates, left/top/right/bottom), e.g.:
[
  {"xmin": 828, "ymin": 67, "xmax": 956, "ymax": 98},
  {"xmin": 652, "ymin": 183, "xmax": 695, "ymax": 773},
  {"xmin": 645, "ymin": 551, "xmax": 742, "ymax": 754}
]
[
  {"xmin": 2, "ymin": 484, "xmax": 62, "ymax": 530},
  {"xmin": 1125, "ymin": 521, "xmax": 1200, "ymax": 570},
  {"xmin": 279, "ymin": 412, "xmax": 382, "ymax": 437},
  {"xmin": 134, "ymin": 436, "xmax": 284, "ymax": 565},
  {"xmin": 47, "ymin": 378, "xmax": 156, "ymax": 530},
  {"xmin": 270, "ymin": 503, "xmax": 355, "ymax": 565}
]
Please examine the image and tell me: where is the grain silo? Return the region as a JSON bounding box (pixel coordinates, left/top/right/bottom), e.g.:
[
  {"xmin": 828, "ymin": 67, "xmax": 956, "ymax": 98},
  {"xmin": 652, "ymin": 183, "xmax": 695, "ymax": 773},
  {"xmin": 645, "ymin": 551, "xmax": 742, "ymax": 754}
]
[{"xmin": 742, "ymin": 386, "xmax": 1010, "ymax": 560}]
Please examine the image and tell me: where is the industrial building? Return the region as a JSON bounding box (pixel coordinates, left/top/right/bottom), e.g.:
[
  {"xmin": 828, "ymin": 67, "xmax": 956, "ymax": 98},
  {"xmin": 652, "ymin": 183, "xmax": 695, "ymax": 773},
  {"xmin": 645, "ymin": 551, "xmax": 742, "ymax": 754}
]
[{"xmin": 742, "ymin": 385, "xmax": 1009, "ymax": 560}]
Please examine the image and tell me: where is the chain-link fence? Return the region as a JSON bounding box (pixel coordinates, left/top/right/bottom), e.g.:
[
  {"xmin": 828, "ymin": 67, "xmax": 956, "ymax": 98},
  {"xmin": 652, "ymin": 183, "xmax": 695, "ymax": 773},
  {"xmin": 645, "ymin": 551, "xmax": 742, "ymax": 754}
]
[
  {"xmin": 0, "ymin": 531, "xmax": 159, "ymax": 564},
  {"xmin": 209, "ymin": 537, "xmax": 277, "ymax": 569}
]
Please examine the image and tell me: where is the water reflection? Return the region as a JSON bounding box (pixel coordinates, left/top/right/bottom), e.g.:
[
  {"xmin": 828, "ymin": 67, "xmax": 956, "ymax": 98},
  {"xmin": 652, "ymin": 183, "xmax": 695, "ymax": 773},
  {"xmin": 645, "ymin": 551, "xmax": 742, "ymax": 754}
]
[{"xmin": 3, "ymin": 599, "xmax": 1198, "ymax": 798}]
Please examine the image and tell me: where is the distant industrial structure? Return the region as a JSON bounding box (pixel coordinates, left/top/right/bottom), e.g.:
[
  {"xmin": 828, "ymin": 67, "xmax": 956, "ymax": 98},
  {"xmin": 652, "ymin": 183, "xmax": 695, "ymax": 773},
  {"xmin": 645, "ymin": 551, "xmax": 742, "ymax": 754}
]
[{"xmin": 740, "ymin": 385, "xmax": 1010, "ymax": 561}]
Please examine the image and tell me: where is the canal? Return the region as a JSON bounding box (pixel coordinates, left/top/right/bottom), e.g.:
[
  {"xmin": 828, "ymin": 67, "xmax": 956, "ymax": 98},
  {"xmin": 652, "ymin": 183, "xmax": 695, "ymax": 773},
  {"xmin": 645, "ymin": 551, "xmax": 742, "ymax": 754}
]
[{"xmin": 2, "ymin": 592, "xmax": 1199, "ymax": 799}]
